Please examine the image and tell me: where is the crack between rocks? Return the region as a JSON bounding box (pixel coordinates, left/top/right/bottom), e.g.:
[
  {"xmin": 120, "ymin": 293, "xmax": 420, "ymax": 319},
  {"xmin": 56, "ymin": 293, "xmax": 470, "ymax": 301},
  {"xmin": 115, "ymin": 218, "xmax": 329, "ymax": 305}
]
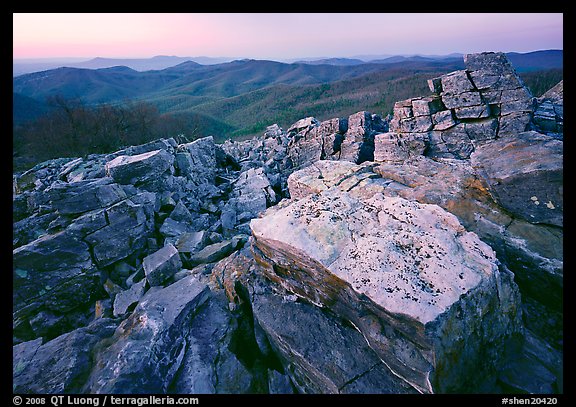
[
  {"xmin": 310, "ymin": 162, "xmax": 330, "ymax": 190},
  {"xmin": 337, "ymin": 362, "xmax": 381, "ymax": 393},
  {"xmin": 345, "ymin": 318, "xmax": 428, "ymax": 394}
]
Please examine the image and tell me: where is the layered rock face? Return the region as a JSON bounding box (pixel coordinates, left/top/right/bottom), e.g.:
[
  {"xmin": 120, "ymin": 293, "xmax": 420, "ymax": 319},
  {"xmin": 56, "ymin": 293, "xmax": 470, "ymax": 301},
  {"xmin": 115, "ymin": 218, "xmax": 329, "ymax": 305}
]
[
  {"xmin": 383, "ymin": 52, "xmax": 535, "ymax": 161},
  {"xmin": 13, "ymin": 52, "xmax": 562, "ymax": 394}
]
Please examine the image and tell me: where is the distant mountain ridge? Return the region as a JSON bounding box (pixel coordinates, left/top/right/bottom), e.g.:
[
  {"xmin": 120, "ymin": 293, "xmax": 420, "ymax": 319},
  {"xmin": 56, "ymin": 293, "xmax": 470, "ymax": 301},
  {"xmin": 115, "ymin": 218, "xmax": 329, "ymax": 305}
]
[
  {"xmin": 13, "ymin": 50, "xmax": 562, "ymax": 140},
  {"xmin": 13, "ymin": 55, "xmax": 235, "ymax": 77}
]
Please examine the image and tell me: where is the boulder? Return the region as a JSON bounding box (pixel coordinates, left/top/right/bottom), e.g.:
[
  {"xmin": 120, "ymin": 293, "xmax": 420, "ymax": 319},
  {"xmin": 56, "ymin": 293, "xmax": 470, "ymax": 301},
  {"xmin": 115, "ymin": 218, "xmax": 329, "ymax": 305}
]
[
  {"xmin": 185, "ymin": 240, "xmax": 237, "ymax": 267},
  {"xmin": 105, "ymin": 149, "xmax": 174, "ymax": 186},
  {"xmin": 83, "ymin": 275, "xmax": 210, "ymax": 393},
  {"xmin": 177, "ymin": 136, "xmax": 217, "ymax": 186},
  {"xmin": 252, "ymin": 284, "xmax": 418, "ymax": 394},
  {"xmin": 13, "ymin": 228, "xmax": 102, "ymax": 319},
  {"xmin": 250, "ymin": 170, "xmax": 522, "ymax": 393},
  {"xmin": 113, "ymin": 280, "xmax": 147, "ymax": 317},
  {"xmin": 13, "ymin": 318, "xmax": 119, "ymax": 393},
  {"xmin": 143, "ymin": 244, "xmax": 183, "ymax": 286},
  {"xmin": 470, "ymin": 131, "xmax": 562, "ymax": 227},
  {"xmin": 46, "ymin": 177, "xmax": 127, "ymax": 215},
  {"xmin": 172, "ymin": 291, "xmax": 263, "ymax": 393},
  {"xmin": 83, "ymin": 198, "xmax": 154, "ymax": 268}
]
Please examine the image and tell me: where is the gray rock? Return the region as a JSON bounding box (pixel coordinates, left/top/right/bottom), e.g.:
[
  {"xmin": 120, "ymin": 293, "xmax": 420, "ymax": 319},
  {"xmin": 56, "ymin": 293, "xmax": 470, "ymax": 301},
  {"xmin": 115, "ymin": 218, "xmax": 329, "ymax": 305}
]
[
  {"xmin": 427, "ymin": 77, "xmax": 443, "ymax": 93},
  {"xmin": 471, "ymin": 131, "xmax": 562, "ymax": 226},
  {"xmin": 83, "ymin": 198, "xmax": 154, "ymax": 268},
  {"xmin": 172, "ymin": 291, "xmax": 258, "ymax": 394},
  {"xmin": 286, "ymin": 160, "xmax": 378, "ymax": 200},
  {"xmin": 185, "ymin": 240, "xmax": 237, "ymax": 267},
  {"xmin": 268, "ymin": 369, "xmax": 295, "ymax": 394},
  {"xmin": 113, "ymin": 280, "xmax": 147, "ymax": 317},
  {"xmin": 159, "ymin": 217, "xmax": 195, "ymax": 238},
  {"xmin": 464, "ymin": 117, "xmax": 499, "ymax": 145},
  {"xmin": 440, "ymin": 70, "xmax": 475, "ymax": 94},
  {"xmin": 13, "ymin": 228, "xmax": 96, "ymax": 312},
  {"xmin": 251, "ymin": 167, "xmax": 522, "ymax": 393},
  {"xmin": 143, "ymin": 244, "xmax": 183, "ymax": 286},
  {"xmin": 454, "ymin": 104, "xmax": 491, "ymax": 119},
  {"xmin": 534, "ymin": 81, "xmax": 563, "ymax": 136},
  {"xmin": 178, "ymin": 136, "xmax": 216, "ymax": 186},
  {"xmin": 13, "ymin": 318, "xmax": 119, "ymax": 393},
  {"xmin": 111, "ymin": 138, "xmax": 176, "ymax": 157},
  {"xmin": 83, "ymin": 275, "xmax": 210, "ymax": 393},
  {"xmin": 441, "ymin": 90, "xmax": 483, "ymax": 109},
  {"xmin": 105, "ymin": 149, "xmax": 174, "ymax": 186},
  {"xmin": 287, "ymin": 117, "xmax": 319, "ymax": 134},
  {"xmin": 338, "ymin": 111, "xmax": 382, "ymax": 163},
  {"xmin": 498, "ymin": 111, "xmax": 531, "ymax": 136},
  {"xmin": 411, "ymin": 96, "xmax": 444, "ymax": 117},
  {"xmin": 175, "ymin": 231, "xmax": 207, "ymax": 254},
  {"xmin": 432, "ymin": 110, "xmax": 457, "ymax": 131},
  {"xmin": 464, "ymin": 51, "xmax": 518, "ymax": 75},
  {"xmin": 374, "ymin": 132, "xmax": 427, "ymax": 163},
  {"xmin": 252, "ymin": 285, "xmax": 417, "ymax": 394},
  {"xmin": 46, "ymin": 177, "xmax": 127, "ymax": 215}
]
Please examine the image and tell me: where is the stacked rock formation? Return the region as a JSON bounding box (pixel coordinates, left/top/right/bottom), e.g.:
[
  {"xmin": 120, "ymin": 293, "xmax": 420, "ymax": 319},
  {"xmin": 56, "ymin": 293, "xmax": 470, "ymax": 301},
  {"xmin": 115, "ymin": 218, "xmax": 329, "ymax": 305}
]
[
  {"xmin": 13, "ymin": 52, "xmax": 562, "ymax": 395},
  {"xmin": 380, "ymin": 52, "xmax": 535, "ymax": 162}
]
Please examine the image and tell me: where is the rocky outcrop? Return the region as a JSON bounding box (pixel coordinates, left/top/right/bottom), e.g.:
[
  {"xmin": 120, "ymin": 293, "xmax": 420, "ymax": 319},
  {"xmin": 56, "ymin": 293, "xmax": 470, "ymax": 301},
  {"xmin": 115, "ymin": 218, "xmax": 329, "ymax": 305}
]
[
  {"xmin": 470, "ymin": 131, "xmax": 563, "ymax": 227},
  {"xmin": 381, "ymin": 52, "xmax": 534, "ymax": 161},
  {"xmin": 533, "ymin": 80, "xmax": 563, "ymax": 138},
  {"xmin": 12, "ymin": 52, "xmax": 562, "ymax": 395},
  {"xmin": 251, "ymin": 166, "xmax": 522, "ymax": 393}
]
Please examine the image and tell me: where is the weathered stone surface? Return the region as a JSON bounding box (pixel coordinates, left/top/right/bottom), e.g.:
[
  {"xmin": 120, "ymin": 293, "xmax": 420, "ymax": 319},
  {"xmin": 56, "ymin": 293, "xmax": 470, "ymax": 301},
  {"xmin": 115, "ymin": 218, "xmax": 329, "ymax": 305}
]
[
  {"xmin": 143, "ymin": 244, "xmax": 183, "ymax": 286},
  {"xmin": 252, "ymin": 285, "xmax": 417, "ymax": 394},
  {"xmin": 83, "ymin": 198, "xmax": 154, "ymax": 268},
  {"xmin": 441, "ymin": 90, "xmax": 483, "ymax": 109},
  {"xmin": 159, "ymin": 218, "xmax": 195, "ymax": 238},
  {"xmin": 338, "ymin": 111, "xmax": 379, "ymax": 163},
  {"xmin": 427, "ymin": 77, "xmax": 443, "ymax": 94},
  {"xmin": 464, "ymin": 52, "xmax": 518, "ymax": 75},
  {"xmin": 111, "ymin": 138, "xmax": 177, "ymax": 158},
  {"xmin": 432, "ymin": 110, "xmax": 456, "ymax": 131},
  {"xmin": 251, "ymin": 174, "xmax": 521, "ymax": 393},
  {"xmin": 287, "ymin": 117, "xmax": 319, "ymax": 134},
  {"xmin": 440, "ymin": 70, "xmax": 475, "ymax": 94},
  {"xmin": 13, "ymin": 227, "xmax": 102, "ymax": 319},
  {"xmin": 454, "ymin": 104, "xmax": 490, "ymax": 119},
  {"xmin": 286, "ymin": 160, "xmax": 378, "ymax": 200},
  {"xmin": 374, "ymin": 132, "xmax": 427, "ymax": 163},
  {"xmin": 13, "ymin": 318, "xmax": 119, "ymax": 393},
  {"xmin": 471, "ymin": 131, "xmax": 562, "ymax": 226},
  {"xmin": 373, "ymin": 155, "xmax": 562, "ymax": 339},
  {"xmin": 83, "ymin": 275, "xmax": 210, "ymax": 393},
  {"xmin": 185, "ymin": 240, "xmax": 237, "ymax": 267},
  {"xmin": 411, "ymin": 96, "xmax": 444, "ymax": 117},
  {"xmin": 176, "ymin": 231, "xmax": 207, "ymax": 254},
  {"xmin": 113, "ymin": 280, "xmax": 147, "ymax": 317},
  {"xmin": 464, "ymin": 117, "xmax": 499, "ymax": 145},
  {"xmin": 178, "ymin": 136, "xmax": 216, "ymax": 186},
  {"xmin": 172, "ymin": 290, "xmax": 262, "ymax": 394},
  {"xmin": 105, "ymin": 149, "xmax": 174, "ymax": 186},
  {"xmin": 534, "ymin": 81, "xmax": 563, "ymax": 137},
  {"xmin": 46, "ymin": 177, "xmax": 127, "ymax": 215}
]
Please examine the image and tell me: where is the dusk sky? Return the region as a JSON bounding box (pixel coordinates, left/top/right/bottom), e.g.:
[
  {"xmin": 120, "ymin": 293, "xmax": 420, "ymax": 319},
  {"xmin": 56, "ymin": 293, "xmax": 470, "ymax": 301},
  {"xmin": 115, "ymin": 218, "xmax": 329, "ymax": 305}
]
[{"xmin": 13, "ymin": 13, "xmax": 563, "ymax": 60}]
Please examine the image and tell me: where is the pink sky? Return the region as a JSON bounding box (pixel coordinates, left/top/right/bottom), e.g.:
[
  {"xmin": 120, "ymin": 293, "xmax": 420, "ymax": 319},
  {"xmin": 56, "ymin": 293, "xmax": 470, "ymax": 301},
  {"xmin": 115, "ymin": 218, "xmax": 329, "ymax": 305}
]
[{"xmin": 13, "ymin": 13, "xmax": 563, "ymax": 60}]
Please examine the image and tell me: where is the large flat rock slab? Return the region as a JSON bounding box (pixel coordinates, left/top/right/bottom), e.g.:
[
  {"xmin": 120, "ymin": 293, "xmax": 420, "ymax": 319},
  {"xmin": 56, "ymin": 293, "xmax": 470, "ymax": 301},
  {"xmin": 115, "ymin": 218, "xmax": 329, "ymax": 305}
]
[{"xmin": 250, "ymin": 176, "xmax": 521, "ymax": 393}]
